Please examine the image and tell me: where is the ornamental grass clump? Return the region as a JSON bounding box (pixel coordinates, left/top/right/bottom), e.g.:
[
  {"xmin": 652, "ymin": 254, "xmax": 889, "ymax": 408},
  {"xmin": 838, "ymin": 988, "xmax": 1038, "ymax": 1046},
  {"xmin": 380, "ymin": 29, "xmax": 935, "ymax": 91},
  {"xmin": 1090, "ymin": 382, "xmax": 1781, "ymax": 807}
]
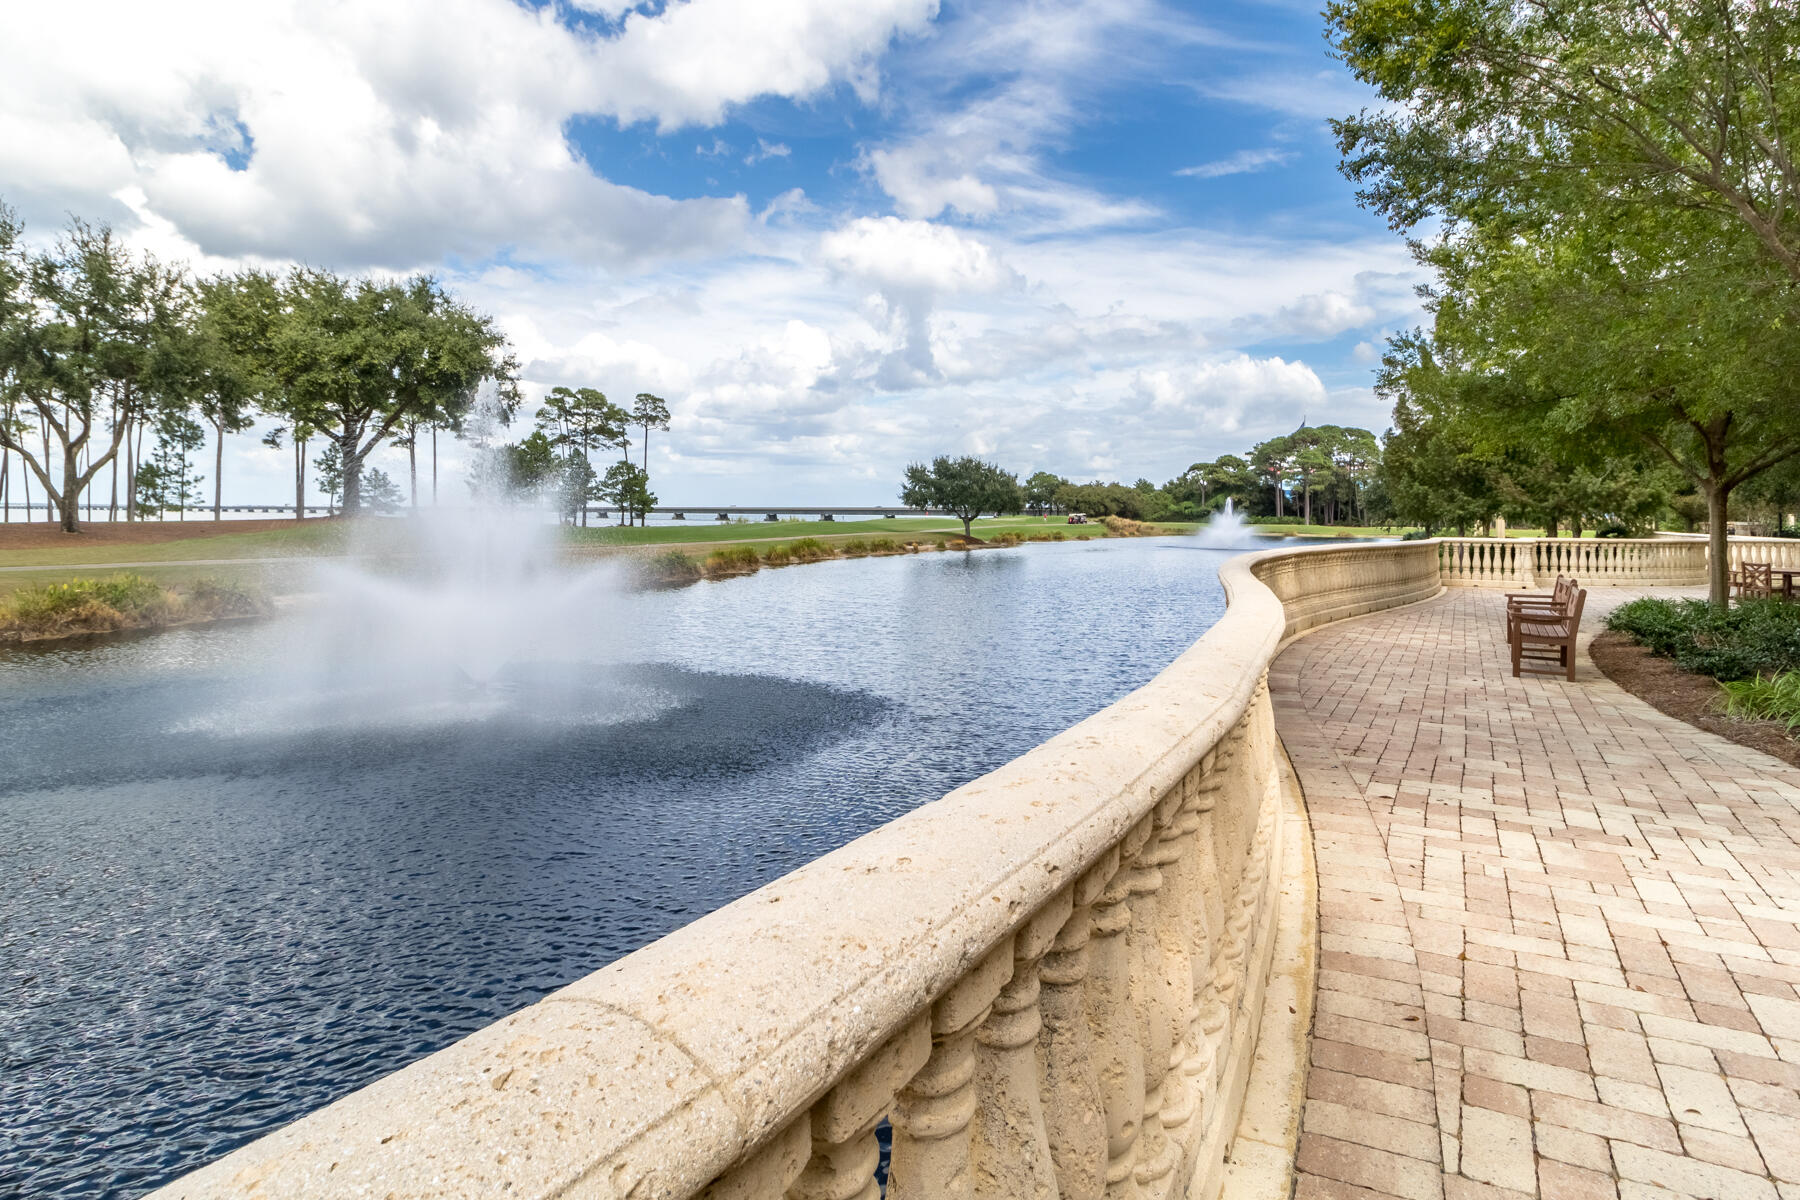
[
  {"xmin": 1606, "ymin": 597, "xmax": 1800, "ymax": 681},
  {"xmin": 786, "ymin": 537, "xmax": 834, "ymax": 563},
  {"xmin": 641, "ymin": 550, "xmax": 701, "ymax": 586},
  {"xmin": 1718, "ymin": 672, "xmax": 1800, "ymax": 732},
  {"xmin": 0, "ymin": 573, "xmax": 271, "ymax": 641},
  {"xmin": 762, "ymin": 544, "xmax": 793, "ymax": 565},
  {"xmin": 701, "ymin": 545, "xmax": 761, "ymax": 577}
]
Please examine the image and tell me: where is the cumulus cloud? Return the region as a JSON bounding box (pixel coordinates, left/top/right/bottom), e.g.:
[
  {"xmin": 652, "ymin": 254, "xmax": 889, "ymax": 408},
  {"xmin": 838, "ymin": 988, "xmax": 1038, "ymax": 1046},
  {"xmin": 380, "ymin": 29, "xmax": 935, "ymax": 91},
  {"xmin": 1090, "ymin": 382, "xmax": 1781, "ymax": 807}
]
[{"xmin": 0, "ymin": 0, "xmax": 938, "ymax": 269}]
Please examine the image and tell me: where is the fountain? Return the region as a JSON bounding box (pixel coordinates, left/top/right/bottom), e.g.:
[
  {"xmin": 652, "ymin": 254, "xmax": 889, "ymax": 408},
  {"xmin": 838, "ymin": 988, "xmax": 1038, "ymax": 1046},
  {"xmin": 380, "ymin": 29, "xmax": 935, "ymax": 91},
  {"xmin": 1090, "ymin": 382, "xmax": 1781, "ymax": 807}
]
[{"xmin": 1192, "ymin": 497, "xmax": 1266, "ymax": 548}]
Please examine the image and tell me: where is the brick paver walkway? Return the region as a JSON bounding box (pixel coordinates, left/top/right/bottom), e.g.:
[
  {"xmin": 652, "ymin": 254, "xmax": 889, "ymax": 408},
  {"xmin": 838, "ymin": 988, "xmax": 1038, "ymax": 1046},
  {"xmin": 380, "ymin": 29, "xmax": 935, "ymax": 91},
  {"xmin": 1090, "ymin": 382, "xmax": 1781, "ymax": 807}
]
[{"xmin": 1270, "ymin": 588, "xmax": 1800, "ymax": 1200}]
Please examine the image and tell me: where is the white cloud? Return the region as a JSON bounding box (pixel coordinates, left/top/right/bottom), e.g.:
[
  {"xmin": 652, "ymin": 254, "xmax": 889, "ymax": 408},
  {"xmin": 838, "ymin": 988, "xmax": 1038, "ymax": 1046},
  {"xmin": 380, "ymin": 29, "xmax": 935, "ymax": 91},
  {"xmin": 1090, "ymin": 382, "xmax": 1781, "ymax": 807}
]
[
  {"xmin": 1175, "ymin": 147, "xmax": 1295, "ymax": 179},
  {"xmin": 744, "ymin": 139, "xmax": 793, "ymax": 166},
  {"xmin": 586, "ymin": 0, "xmax": 940, "ymax": 130},
  {"xmin": 0, "ymin": 0, "xmax": 941, "ymax": 270},
  {"xmin": 819, "ymin": 217, "xmax": 1015, "ymax": 298}
]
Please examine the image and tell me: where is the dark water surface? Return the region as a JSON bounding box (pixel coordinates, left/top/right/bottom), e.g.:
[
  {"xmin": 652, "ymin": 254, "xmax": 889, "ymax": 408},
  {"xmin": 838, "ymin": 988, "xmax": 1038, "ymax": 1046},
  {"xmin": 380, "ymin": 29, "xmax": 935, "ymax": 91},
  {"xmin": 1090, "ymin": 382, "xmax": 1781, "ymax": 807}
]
[{"xmin": 2, "ymin": 537, "xmax": 1241, "ymax": 1198}]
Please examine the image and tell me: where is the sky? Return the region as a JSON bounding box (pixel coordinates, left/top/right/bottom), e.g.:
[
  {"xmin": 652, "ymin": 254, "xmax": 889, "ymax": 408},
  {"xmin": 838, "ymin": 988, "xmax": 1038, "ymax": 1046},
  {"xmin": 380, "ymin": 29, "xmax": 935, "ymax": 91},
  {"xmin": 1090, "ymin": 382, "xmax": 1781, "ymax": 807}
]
[{"xmin": 0, "ymin": 0, "xmax": 1423, "ymax": 507}]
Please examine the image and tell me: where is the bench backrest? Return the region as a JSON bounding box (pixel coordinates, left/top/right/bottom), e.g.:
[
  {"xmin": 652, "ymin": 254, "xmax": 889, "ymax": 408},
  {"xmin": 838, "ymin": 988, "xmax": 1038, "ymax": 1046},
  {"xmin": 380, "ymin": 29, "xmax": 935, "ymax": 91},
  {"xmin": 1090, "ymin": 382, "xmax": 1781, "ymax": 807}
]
[{"xmin": 1744, "ymin": 562, "xmax": 1773, "ymax": 587}]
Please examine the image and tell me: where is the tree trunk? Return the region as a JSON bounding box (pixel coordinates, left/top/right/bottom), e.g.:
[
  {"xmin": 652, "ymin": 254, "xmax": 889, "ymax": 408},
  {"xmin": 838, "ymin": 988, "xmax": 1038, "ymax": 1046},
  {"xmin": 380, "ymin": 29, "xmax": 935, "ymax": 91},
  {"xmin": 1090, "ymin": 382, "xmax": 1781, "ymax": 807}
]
[
  {"xmin": 1303, "ymin": 482, "xmax": 1311, "ymax": 525},
  {"xmin": 1273, "ymin": 480, "xmax": 1284, "ymax": 518},
  {"xmin": 294, "ymin": 439, "xmax": 306, "ymax": 520},
  {"xmin": 408, "ymin": 430, "xmax": 417, "ymax": 509},
  {"xmin": 214, "ymin": 421, "xmax": 225, "ymax": 520},
  {"xmin": 340, "ymin": 432, "xmax": 363, "ymax": 514},
  {"xmin": 431, "ymin": 425, "xmax": 438, "ymax": 505},
  {"xmin": 60, "ymin": 442, "xmax": 80, "ymax": 532},
  {"xmin": 1705, "ymin": 481, "xmax": 1732, "ymax": 608}
]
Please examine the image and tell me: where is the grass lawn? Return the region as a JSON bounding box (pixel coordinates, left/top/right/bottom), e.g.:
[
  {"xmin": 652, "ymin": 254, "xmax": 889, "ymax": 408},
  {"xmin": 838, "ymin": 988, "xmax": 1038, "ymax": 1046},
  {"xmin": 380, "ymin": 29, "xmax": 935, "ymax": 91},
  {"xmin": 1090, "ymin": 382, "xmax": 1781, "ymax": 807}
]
[
  {"xmin": 0, "ymin": 521, "xmax": 349, "ymax": 568},
  {"xmin": 0, "ymin": 561, "xmax": 303, "ymax": 600}
]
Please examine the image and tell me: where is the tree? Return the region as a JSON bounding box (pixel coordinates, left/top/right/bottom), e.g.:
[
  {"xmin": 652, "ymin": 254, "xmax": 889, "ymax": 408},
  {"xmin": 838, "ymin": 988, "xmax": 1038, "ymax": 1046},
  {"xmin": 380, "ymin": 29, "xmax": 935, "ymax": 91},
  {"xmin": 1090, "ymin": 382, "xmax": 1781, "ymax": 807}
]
[
  {"xmin": 535, "ymin": 386, "xmax": 627, "ymax": 525},
  {"xmin": 1024, "ymin": 470, "xmax": 1066, "ymax": 514},
  {"xmin": 314, "ymin": 442, "xmax": 344, "ymax": 515},
  {"xmin": 0, "ymin": 208, "xmax": 188, "ymax": 532},
  {"xmin": 900, "ymin": 456, "xmax": 1022, "ymax": 538},
  {"xmin": 361, "ymin": 467, "xmax": 404, "ymax": 514},
  {"xmin": 1329, "ymin": 0, "xmax": 1800, "ymax": 603},
  {"xmin": 600, "ymin": 460, "xmax": 654, "ymax": 525},
  {"xmin": 189, "ymin": 275, "xmax": 263, "ymax": 520},
  {"xmin": 503, "ymin": 431, "xmax": 559, "ymax": 500},
  {"xmin": 631, "ymin": 392, "xmax": 670, "ymax": 473},
  {"xmin": 558, "ymin": 453, "xmax": 598, "ymax": 524},
  {"xmin": 140, "ymin": 411, "xmax": 206, "ymax": 520},
  {"xmin": 225, "ymin": 270, "xmax": 517, "ymax": 514}
]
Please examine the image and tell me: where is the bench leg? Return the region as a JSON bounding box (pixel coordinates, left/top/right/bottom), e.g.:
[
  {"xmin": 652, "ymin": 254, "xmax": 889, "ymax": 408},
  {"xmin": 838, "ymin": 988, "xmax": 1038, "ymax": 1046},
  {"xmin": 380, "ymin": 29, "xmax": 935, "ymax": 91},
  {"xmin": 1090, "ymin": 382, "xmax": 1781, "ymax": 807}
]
[
  {"xmin": 1565, "ymin": 640, "xmax": 1576, "ymax": 682},
  {"xmin": 1512, "ymin": 635, "xmax": 1522, "ymax": 677}
]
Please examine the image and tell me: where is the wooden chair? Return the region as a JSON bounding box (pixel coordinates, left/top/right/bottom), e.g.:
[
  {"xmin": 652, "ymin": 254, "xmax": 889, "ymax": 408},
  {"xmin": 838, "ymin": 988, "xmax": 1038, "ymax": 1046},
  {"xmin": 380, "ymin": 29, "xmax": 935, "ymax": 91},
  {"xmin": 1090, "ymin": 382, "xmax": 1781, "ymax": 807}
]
[
  {"xmin": 1505, "ymin": 575, "xmax": 1575, "ymax": 642},
  {"xmin": 1735, "ymin": 561, "xmax": 1773, "ymax": 602},
  {"xmin": 1512, "ymin": 587, "xmax": 1587, "ymax": 681}
]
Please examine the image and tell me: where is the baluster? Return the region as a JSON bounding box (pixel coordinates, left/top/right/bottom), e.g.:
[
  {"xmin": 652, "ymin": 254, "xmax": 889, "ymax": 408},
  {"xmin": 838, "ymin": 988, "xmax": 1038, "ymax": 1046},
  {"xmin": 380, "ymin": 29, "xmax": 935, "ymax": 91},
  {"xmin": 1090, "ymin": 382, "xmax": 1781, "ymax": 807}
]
[
  {"xmin": 1151, "ymin": 781, "xmax": 1204, "ymax": 1169},
  {"xmin": 1087, "ymin": 824, "xmax": 1152, "ymax": 1200},
  {"xmin": 1041, "ymin": 850, "xmax": 1118, "ymax": 1200},
  {"xmin": 1125, "ymin": 805, "xmax": 1181, "ymax": 1195},
  {"xmin": 969, "ymin": 894, "xmax": 1071, "ymax": 1200},
  {"xmin": 702, "ymin": 1117, "xmax": 811, "ymax": 1199},
  {"xmin": 787, "ymin": 1017, "xmax": 931, "ymax": 1200},
  {"xmin": 890, "ymin": 942, "xmax": 1014, "ymax": 1200}
]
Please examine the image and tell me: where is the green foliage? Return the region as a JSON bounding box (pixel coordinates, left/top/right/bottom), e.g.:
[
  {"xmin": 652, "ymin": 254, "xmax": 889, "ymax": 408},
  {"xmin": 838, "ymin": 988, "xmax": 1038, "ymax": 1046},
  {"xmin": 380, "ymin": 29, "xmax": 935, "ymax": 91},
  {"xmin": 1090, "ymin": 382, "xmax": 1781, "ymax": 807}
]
[
  {"xmin": 1607, "ymin": 597, "xmax": 1800, "ymax": 680},
  {"xmin": 1327, "ymin": 0, "xmax": 1800, "ymax": 602},
  {"xmin": 784, "ymin": 537, "xmax": 834, "ymax": 563},
  {"xmin": 0, "ymin": 572, "xmax": 267, "ymax": 639},
  {"xmin": 361, "ymin": 468, "xmax": 404, "ymax": 514},
  {"xmin": 641, "ymin": 550, "xmax": 700, "ymax": 586},
  {"xmin": 1718, "ymin": 673, "xmax": 1800, "ymax": 732},
  {"xmin": 702, "ymin": 545, "xmax": 762, "ymax": 575},
  {"xmin": 900, "ymin": 456, "xmax": 1023, "ymax": 537},
  {"xmin": 0, "ymin": 209, "xmax": 190, "ymax": 530},
  {"xmin": 600, "ymin": 459, "xmax": 655, "ymax": 525}
]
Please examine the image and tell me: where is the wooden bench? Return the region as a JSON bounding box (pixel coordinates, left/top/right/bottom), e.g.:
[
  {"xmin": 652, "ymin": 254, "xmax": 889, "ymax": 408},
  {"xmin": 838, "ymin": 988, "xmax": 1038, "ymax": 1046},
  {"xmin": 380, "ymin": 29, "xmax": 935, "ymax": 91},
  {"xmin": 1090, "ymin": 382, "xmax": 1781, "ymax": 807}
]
[
  {"xmin": 1505, "ymin": 575, "xmax": 1575, "ymax": 640},
  {"xmin": 1511, "ymin": 586, "xmax": 1587, "ymax": 681}
]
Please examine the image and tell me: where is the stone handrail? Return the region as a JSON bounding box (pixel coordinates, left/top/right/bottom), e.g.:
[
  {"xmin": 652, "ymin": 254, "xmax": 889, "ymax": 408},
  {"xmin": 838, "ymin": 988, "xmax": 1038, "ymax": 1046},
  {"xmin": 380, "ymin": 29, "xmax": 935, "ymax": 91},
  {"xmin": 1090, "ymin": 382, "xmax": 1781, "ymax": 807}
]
[
  {"xmin": 1438, "ymin": 537, "xmax": 1706, "ymax": 588},
  {"xmin": 1714, "ymin": 535, "xmax": 1800, "ymax": 574},
  {"xmin": 154, "ymin": 541, "xmax": 1445, "ymax": 1200}
]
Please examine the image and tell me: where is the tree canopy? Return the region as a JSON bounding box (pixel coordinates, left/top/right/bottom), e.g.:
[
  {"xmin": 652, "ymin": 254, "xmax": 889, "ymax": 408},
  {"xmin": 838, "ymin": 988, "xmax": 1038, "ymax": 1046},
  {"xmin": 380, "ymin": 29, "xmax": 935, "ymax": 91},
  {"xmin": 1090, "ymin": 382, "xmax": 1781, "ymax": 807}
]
[{"xmin": 900, "ymin": 456, "xmax": 1023, "ymax": 537}]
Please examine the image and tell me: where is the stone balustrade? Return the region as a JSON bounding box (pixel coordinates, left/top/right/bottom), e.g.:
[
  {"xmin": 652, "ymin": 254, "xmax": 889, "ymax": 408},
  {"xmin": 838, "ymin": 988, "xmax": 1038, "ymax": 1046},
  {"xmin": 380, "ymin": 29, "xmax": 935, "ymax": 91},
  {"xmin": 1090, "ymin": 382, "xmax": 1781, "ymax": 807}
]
[
  {"xmin": 152, "ymin": 541, "xmax": 1449, "ymax": 1200},
  {"xmin": 1438, "ymin": 537, "xmax": 1706, "ymax": 588},
  {"xmin": 1714, "ymin": 535, "xmax": 1800, "ymax": 575}
]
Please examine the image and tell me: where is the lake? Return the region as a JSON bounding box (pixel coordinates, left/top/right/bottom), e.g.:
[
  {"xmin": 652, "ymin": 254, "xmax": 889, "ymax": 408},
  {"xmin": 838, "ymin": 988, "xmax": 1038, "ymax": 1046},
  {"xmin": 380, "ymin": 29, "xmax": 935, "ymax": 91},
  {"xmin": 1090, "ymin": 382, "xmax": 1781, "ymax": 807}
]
[{"xmin": 1, "ymin": 536, "xmax": 1250, "ymax": 1198}]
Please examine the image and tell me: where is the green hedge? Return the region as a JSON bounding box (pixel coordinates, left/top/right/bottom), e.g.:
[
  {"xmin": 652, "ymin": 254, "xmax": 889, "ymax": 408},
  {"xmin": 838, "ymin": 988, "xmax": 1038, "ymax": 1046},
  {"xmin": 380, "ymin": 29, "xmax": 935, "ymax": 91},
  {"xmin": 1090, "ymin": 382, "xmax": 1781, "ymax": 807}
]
[{"xmin": 1606, "ymin": 597, "xmax": 1800, "ymax": 681}]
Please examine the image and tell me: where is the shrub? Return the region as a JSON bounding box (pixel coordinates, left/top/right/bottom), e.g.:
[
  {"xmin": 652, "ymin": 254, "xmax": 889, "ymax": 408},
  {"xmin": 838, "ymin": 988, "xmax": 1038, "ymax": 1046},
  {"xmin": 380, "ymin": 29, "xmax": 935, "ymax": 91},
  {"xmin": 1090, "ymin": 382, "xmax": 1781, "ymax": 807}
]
[
  {"xmin": 184, "ymin": 577, "xmax": 270, "ymax": 619},
  {"xmin": 1607, "ymin": 596, "xmax": 1800, "ymax": 680},
  {"xmin": 641, "ymin": 550, "xmax": 701, "ymax": 586},
  {"xmin": 1719, "ymin": 672, "xmax": 1800, "ymax": 731},
  {"xmin": 840, "ymin": 539, "xmax": 871, "ymax": 557},
  {"xmin": 1101, "ymin": 515, "xmax": 1154, "ymax": 537},
  {"xmin": 786, "ymin": 537, "xmax": 835, "ymax": 563},
  {"xmin": 990, "ymin": 531, "xmax": 1022, "ymax": 547},
  {"xmin": 1596, "ymin": 522, "xmax": 1631, "ymax": 539},
  {"xmin": 701, "ymin": 545, "xmax": 761, "ymax": 577},
  {"xmin": 867, "ymin": 537, "xmax": 902, "ymax": 555},
  {"xmin": 0, "ymin": 573, "xmax": 271, "ymax": 640},
  {"xmin": 1401, "ymin": 529, "xmax": 1433, "ymax": 541}
]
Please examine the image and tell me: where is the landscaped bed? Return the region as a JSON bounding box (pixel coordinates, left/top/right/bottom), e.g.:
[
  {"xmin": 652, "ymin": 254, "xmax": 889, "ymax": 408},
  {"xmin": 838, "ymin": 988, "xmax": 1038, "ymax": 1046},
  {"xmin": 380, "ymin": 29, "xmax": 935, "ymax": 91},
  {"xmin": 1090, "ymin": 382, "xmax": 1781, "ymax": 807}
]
[{"xmin": 1592, "ymin": 597, "xmax": 1800, "ymax": 768}]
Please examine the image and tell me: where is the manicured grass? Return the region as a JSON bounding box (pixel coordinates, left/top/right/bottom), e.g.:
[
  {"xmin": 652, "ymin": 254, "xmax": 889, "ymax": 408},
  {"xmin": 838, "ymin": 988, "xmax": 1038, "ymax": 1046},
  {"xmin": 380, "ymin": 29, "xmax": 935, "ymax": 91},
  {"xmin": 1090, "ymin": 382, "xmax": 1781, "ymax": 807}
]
[
  {"xmin": 1249, "ymin": 523, "xmax": 1418, "ymax": 538},
  {"xmin": 0, "ymin": 521, "xmax": 348, "ymax": 568}
]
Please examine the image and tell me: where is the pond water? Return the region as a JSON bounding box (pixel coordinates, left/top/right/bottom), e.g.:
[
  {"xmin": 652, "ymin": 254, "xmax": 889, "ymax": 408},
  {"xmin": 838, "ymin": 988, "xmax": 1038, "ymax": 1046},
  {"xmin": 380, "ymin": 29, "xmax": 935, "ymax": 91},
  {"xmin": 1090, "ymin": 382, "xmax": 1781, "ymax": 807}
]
[{"xmin": 1, "ymin": 537, "xmax": 1253, "ymax": 1198}]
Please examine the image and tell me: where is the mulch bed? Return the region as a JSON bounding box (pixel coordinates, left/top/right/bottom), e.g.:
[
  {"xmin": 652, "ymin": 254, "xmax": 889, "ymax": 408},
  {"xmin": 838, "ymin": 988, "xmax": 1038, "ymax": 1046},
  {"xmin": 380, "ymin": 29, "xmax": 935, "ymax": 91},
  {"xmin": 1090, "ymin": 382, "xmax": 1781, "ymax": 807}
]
[
  {"xmin": 1589, "ymin": 630, "xmax": 1800, "ymax": 769},
  {"xmin": 0, "ymin": 518, "xmax": 328, "ymax": 550}
]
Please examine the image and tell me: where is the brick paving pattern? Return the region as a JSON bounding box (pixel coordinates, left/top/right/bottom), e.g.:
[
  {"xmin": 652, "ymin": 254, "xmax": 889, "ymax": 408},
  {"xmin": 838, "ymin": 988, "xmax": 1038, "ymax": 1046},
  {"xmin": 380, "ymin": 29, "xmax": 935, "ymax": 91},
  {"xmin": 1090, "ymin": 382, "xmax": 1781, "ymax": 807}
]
[{"xmin": 1270, "ymin": 588, "xmax": 1800, "ymax": 1200}]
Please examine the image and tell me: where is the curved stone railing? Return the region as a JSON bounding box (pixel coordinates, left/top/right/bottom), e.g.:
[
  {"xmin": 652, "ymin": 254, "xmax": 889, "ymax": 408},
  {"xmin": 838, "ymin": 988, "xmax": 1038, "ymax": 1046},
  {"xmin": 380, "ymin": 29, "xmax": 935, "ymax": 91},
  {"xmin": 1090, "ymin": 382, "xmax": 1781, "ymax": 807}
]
[
  {"xmin": 1439, "ymin": 537, "xmax": 1706, "ymax": 588},
  {"xmin": 1715, "ymin": 535, "xmax": 1800, "ymax": 575},
  {"xmin": 154, "ymin": 542, "xmax": 1446, "ymax": 1200}
]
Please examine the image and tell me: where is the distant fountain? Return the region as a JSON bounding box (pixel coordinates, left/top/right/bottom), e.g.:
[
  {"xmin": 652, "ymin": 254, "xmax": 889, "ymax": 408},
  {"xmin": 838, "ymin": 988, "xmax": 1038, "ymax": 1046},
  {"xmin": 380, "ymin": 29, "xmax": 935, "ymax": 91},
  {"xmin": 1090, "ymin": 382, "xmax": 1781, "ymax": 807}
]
[{"xmin": 1192, "ymin": 497, "xmax": 1266, "ymax": 549}]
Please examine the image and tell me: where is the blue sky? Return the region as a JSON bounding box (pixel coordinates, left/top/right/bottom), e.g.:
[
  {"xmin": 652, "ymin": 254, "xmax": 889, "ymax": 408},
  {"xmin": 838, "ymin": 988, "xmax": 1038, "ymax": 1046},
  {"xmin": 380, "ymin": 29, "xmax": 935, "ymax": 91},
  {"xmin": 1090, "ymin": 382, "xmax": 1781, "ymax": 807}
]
[{"xmin": 0, "ymin": 0, "xmax": 1421, "ymax": 504}]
